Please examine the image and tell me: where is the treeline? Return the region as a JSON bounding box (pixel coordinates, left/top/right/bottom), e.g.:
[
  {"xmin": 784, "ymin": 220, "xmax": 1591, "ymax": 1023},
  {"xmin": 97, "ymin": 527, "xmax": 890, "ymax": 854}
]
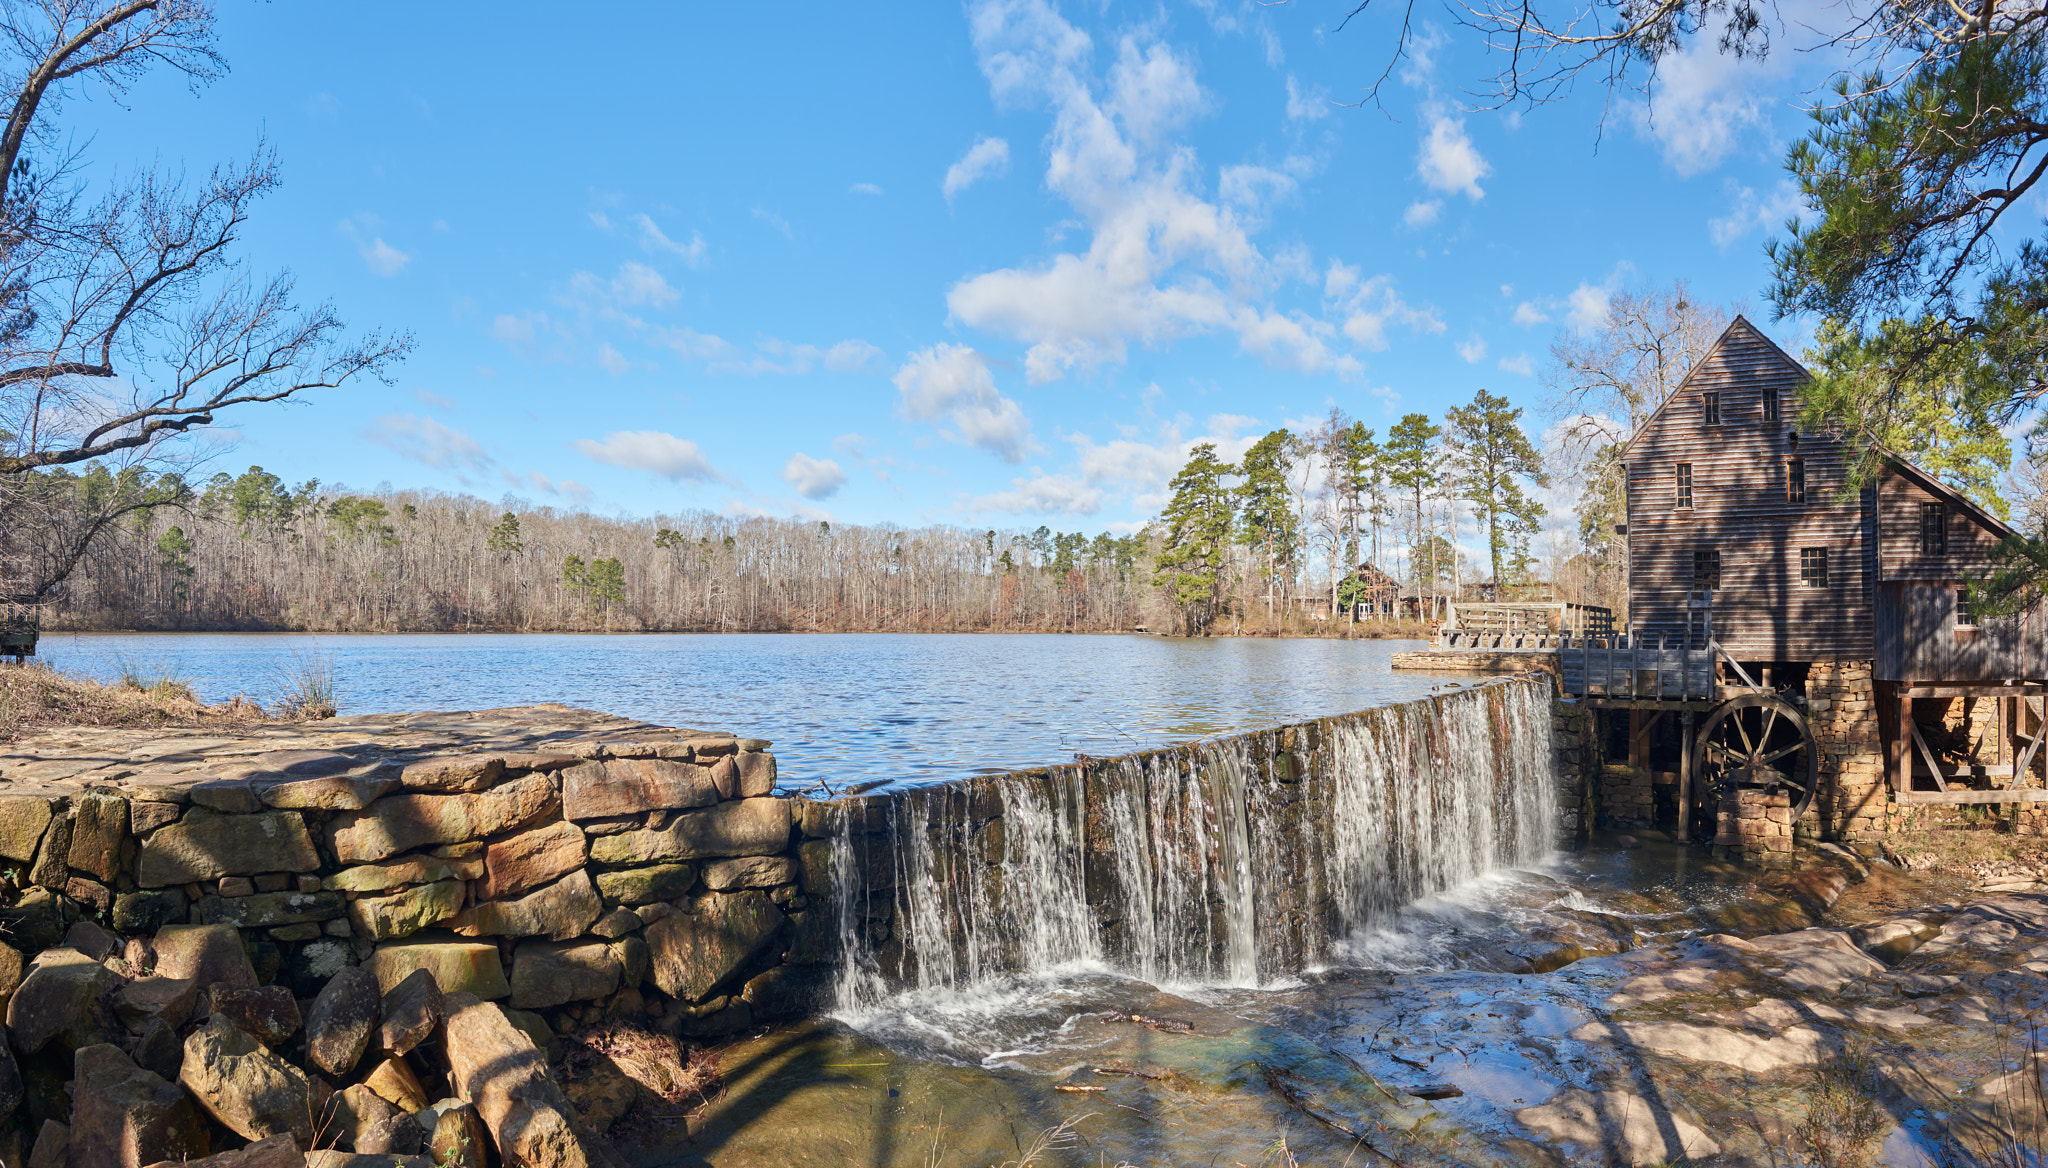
[{"xmin": 39, "ymin": 467, "xmax": 1176, "ymax": 633}]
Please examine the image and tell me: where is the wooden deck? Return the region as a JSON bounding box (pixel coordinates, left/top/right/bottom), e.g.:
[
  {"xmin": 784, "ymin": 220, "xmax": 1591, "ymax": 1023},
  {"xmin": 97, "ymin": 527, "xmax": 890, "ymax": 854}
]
[{"xmin": 1558, "ymin": 636, "xmax": 1718, "ymax": 701}]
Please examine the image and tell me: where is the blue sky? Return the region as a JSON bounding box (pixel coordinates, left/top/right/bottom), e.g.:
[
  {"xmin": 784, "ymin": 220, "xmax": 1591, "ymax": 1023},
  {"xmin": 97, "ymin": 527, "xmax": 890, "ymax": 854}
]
[{"xmin": 85, "ymin": 0, "xmax": 1830, "ymax": 536}]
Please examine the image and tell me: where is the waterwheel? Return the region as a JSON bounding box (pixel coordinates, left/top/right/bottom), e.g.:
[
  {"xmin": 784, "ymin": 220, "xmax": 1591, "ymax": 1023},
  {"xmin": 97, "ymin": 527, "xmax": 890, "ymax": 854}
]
[{"xmin": 1690, "ymin": 692, "xmax": 1820, "ymax": 820}]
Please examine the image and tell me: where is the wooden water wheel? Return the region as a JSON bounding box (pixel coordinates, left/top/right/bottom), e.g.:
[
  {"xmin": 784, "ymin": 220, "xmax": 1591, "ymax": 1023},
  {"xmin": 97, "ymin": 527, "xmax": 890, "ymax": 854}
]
[{"xmin": 1690, "ymin": 692, "xmax": 1820, "ymax": 820}]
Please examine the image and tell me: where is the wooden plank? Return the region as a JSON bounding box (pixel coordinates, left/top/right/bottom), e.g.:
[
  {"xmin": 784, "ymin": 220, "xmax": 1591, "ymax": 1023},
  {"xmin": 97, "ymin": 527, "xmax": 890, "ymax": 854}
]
[
  {"xmin": 1900, "ymin": 685, "xmax": 2042, "ymax": 698},
  {"xmin": 1908, "ymin": 718, "xmax": 1950, "ymax": 792},
  {"xmin": 1899, "ymin": 789, "xmax": 2048, "ymax": 804}
]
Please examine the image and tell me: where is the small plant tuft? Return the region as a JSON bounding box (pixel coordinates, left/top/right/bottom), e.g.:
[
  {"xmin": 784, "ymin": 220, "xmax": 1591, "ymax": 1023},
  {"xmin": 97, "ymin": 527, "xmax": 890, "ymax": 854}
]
[{"xmin": 271, "ymin": 649, "xmax": 337, "ymax": 720}]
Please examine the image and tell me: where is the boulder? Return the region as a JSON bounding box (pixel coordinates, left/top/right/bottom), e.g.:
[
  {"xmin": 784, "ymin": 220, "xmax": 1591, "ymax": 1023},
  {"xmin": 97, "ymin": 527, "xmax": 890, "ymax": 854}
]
[
  {"xmin": 137, "ymin": 811, "xmax": 319, "ymax": 887},
  {"xmin": 6, "ymin": 947, "xmax": 112, "ymax": 1054},
  {"xmin": 365, "ymin": 942, "xmax": 507, "ymax": 1001},
  {"xmin": 561, "ymin": 759, "xmax": 717, "ymax": 821},
  {"xmin": 129, "ymin": 801, "xmax": 182, "ymax": 834},
  {"xmin": 61, "ymin": 921, "xmax": 117, "ymax": 962},
  {"xmin": 1850, "ymin": 916, "xmax": 1942, "ymax": 964},
  {"xmin": 450, "ymin": 870, "xmax": 601, "ymax": 941},
  {"xmin": 150, "ymin": 925, "xmax": 257, "ymax": 987},
  {"xmin": 146, "ymin": 1134, "xmax": 306, "ymax": 1167},
  {"xmin": 304, "ymin": 967, "xmax": 380, "ymax": 1077},
  {"xmin": 399, "ymin": 755, "xmax": 505, "ymax": 794},
  {"xmin": 0, "ymin": 1026, "xmax": 22, "ymax": 1118},
  {"xmin": 646, "ymin": 891, "xmax": 786, "ymax": 1001},
  {"xmin": 255, "ymin": 766, "xmax": 399, "ymax": 811},
  {"xmin": 197, "ymin": 891, "xmax": 346, "ymax": 929},
  {"xmin": 65, "ymin": 793, "xmax": 128, "ymax": 884},
  {"xmin": 0, "ymin": 941, "xmax": 24, "ymax": 1012},
  {"xmin": 112, "ymin": 889, "xmax": 185, "ymax": 935},
  {"xmin": 589, "ymin": 798, "xmax": 791, "ymax": 865},
  {"xmin": 479, "ymin": 821, "xmax": 587, "ymax": 900},
  {"xmin": 0, "ymin": 888, "xmax": 63, "ymax": 953},
  {"xmin": 737, "ymin": 751, "xmax": 776, "ymax": 797},
  {"xmin": 422, "ymin": 1099, "xmax": 488, "ymax": 1168},
  {"xmin": 0, "ymin": 797, "xmax": 54, "ymax": 864},
  {"xmin": 363, "ymin": 1056, "xmax": 429, "ymax": 1113},
  {"xmin": 304, "ymin": 1152, "xmax": 433, "ymax": 1168},
  {"xmin": 133, "ymin": 1017, "xmax": 182, "ymax": 1081},
  {"xmin": 708, "ymin": 756, "xmax": 738, "ymax": 800},
  {"xmin": 441, "ymin": 993, "xmax": 622, "ymax": 1168},
  {"xmin": 321, "ymin": 1083, "xmax": 397, "ymax": 1152},
  {"xmin": 740, "ymin": 964, "xmax": 835, "ymax": 1020},
  {"xmin": 29, "ymin": 815, "xmax": 70, "ymax": 890},
  {"xmin": 509, "ymin": 940, "xmax": 622, "ymax": 1010},
  {"xmin": 701, "ymin": 855, "xmax": 796, "ymax": 891},
  {"xmin": 594, "ymin": 863, "xmax": 695, "ymax": 906},
  {"xmin": 327, "ymin": 776, "xmax": 557, "ymax": 864},
  {"xmin": 207, "ymin": 985, "xmax": 301, "ymax": 1046},
  {"xmin": 327, "ymin": 855, "xmax": 479, "ymax": 894},
  {"xmin": 591, "ymin": 908, "xmax": 643, "ymax": 939},
  {"xmin": 347, "ymin": 880, "xmax": 464, "ymax": 943},
  {"xmin": 375, "ymin": 968, "xmax": 445, "ymax": 1056},
  {"xmin": 70, "ymin": 1043, "xmax": 210, "ymax": 1168},
  {"xmin": 355, "ymin": 1112, "xmax": 425, "ymax": 1156},
  {"xmin": 178, "ymin": 1015, "xmax": 313, "ymax": 1146},
  {"xmin": 27, "ymin": 1121, "xmax": 65, "ymax": 1168},
  {"xmin": 114, "ymin": 977, "xmax": 198, "ymax": 1031}
]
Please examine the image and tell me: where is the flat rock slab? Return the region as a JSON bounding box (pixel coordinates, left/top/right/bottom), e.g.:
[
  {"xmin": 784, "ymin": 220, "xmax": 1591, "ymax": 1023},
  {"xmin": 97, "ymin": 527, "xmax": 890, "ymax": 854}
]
[
  {"xmin": 1570, "ymin": 1019, "xmax": 1836, "ymax": 1073},
  {"xmin": 588, "ymin": 798, "xmax": 792, "ymax": 865},
  {"xmin": 1516, "ymin": 1088, "xmax": 1721, "ymax": 1166},
  {"xmin": 327, "ymin": 776, "xmax": 557, "ymax": 864},
  {"xmin": 563, "ymin": 759, "xmax": 717, "ymax": 821},
  {"xmin": 365, "ymin": 941, "xmax": 509, "ymax": 1000},
  {"xmin": 139, "ymin": 811, "xmax": 320, "ymax": 886}
]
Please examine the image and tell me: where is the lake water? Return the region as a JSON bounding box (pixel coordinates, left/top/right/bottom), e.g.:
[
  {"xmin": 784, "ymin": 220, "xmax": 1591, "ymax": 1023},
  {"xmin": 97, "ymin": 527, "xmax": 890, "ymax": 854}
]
[{"xmin": 34, "ymin": 632, "xmax": 1458, "ymax": 788}]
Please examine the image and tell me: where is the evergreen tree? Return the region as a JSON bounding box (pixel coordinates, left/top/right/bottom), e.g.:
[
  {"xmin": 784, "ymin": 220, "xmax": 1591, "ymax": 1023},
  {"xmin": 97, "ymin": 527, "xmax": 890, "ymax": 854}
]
[
  {"xmin": 1235, "ymin": 429, "xmax": 1298, "ymax": 617},
  {"xmin": 1445, "ymin": 389, "xmax": 1550, "ymax": 590},
  {"xmin": 1382, "ymin": 413, "xmax": 1445, "ymax": 611},
  {"xmin": 1157, "ymin": 443, "xmax": 1238, "ymax": 635}
]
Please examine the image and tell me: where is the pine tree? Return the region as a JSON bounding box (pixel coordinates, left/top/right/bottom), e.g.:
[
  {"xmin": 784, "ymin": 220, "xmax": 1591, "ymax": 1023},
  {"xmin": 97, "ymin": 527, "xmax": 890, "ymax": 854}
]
[
  {"xmin": 1158, "ymin": 443, "xmax": 1238, "ymax": 635},
  {"xmin": 1382, "ymin": 413, "xmax": 1445, "ymax": 614},
  {"xmin": 1236, "ymin": 429, "xmax": 1298, "ymax": 619},
  {"xmin": 1445, "ymin": 389, "xmax": 1550, "ymax": 590}
]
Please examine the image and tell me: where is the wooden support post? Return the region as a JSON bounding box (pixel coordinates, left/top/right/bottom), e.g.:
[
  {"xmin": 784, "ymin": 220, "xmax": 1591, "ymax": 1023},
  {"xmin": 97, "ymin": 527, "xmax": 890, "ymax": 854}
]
[
  {"xmin": 1891, "ymin": 691, "xmax": 1911, "ymax": 796},
  {"xmin": 1679, "ymin": 710, "xmax": 1695, "ymax": 843}
]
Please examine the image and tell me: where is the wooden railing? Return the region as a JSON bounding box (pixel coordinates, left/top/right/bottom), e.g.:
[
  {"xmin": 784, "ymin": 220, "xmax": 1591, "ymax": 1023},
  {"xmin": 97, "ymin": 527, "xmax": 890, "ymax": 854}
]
[
  {"xmin": 1440, "ymin": 601, "xmax": 1614, "ymax": 637},
  {"xmin": 1557, "ymin": 634, "xmax": 1717, "ymax": 700}
]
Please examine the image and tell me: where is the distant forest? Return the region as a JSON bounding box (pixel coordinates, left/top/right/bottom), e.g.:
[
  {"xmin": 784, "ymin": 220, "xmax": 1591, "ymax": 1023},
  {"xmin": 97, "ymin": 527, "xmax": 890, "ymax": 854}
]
[{"xmin": 40, "ymin": 467, "xmax": 1180, "ymax": 634}]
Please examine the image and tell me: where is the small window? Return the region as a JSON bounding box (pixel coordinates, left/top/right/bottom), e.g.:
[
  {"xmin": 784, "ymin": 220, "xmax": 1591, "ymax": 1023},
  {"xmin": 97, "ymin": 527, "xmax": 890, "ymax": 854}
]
[
  {"xmin": 1787, "ymin": 459, "xmax": 1806, "ymax": 504},
  {"xmin": 1762, "ymin": 388, "xmax": 1780, "ymax": 422},
  {"xmin": 1957, "ymin": 586, "xmax": 1977, "ymax": 628},
  {"xmin": 1676, "ymin": 463, "xmax": 1694, "ymax": 509},
  {"xmin": 1693, "ymin": 549, "xmax": 1721, "ymax": 588},
  {"xmin": 1801, "ymin": 547, "xmax": 1830, "ymax": 587},
  {"xmin": 1702, "ymin": 392, "xmax": 1720, "ymax": 425},
  {"xmin": 1921, "ymin": 502, "xmax": 1947, "ymax": 554}
]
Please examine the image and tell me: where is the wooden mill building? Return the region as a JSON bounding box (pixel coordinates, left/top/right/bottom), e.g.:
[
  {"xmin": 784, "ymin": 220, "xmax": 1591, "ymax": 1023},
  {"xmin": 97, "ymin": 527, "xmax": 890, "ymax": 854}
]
[{"xmin": 1563, "ymin": 316, "xmax": 2047, "ymax": 852}]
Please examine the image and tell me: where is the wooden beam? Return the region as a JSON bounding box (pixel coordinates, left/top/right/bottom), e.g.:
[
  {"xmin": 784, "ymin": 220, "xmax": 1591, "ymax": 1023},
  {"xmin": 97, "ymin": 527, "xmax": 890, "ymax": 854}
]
[
  {"xmin": 1899, "ymin": 788, "xmax": 2048, "ymax": 805},
  {"xmin": 1900, "ymin": 685, "xmax": 2044, "ymax": 698},
  {"xmin": 1908, "ymin": 718, "xmax": 1951, "ymax": 793}
]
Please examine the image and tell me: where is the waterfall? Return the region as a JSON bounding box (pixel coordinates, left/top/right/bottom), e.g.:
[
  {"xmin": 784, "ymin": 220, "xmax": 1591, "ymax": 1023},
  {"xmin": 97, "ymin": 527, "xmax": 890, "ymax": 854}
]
[{"xmin": 826, "ymin": 678, "xmax": 1556, "ymax": 1010}]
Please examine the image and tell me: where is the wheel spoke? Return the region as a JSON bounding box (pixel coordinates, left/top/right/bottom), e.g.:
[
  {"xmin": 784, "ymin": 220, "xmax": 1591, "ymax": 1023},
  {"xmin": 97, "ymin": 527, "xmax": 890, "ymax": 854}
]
[
  {"xmin": 1705, "ymin": 740, "xmax": 1734, "ymax": 759},
  {"xmin": 1760, "ymin": 706, "xmax": 1780, "ymax": 761},
  {"xmin": 1756, "ymin": 741, "xmax": 1805, "ymax": 768},
  {"xmin": 1735, "ymin": 711, "xmax": 1757, "ymax": 758}
]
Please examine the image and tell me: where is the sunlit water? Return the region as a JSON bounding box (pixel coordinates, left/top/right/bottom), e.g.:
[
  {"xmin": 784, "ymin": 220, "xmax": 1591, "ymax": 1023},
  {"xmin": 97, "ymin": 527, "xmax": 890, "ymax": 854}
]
[{"xmin": 33, "ymin": 631, "xmax": 1456, "ymax": 788}]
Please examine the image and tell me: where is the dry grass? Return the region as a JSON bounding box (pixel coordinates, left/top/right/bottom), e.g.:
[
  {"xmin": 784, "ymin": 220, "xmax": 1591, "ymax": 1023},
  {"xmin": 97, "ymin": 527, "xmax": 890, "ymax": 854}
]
[{"xmin": 0, "ymin": 659, "xmax": 267, "ymax": 742}]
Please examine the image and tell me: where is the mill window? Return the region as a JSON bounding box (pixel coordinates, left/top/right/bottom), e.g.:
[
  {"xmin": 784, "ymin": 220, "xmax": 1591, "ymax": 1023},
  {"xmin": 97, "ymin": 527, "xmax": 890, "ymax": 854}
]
[
  {"xmin": 1801, "ymin": 547, "xmax": 1829, "ymax": 587},
  {"xmin": 1763, "ymin": 388, "xmax": 1780, "ymax": 422},
  {"xmin": 1957, "ymin": 586, "xmax": 1977, "ymax": 628},
  {"xmin": 1921, "ymin": 502, "xmax": 1947, "ymax": 554},
  {"xmin": 1787, "ymin": 459, "xmax": 1806, "ymax": 504},
  {"xmin": 1676, "ymin": 463, "xmax": 1694, "ymax": 509},
  {"xmin": 1692, "ymin": 549, "xmax": 1721, "ymax": 589},
  {"xmin": 1702, "ymin": 392, "xmax": 1720, "ymax": 425}
]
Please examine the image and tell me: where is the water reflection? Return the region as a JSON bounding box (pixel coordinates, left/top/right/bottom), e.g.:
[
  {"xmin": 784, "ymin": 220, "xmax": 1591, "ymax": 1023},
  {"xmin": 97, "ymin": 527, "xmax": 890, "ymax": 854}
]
[{"xmin": 35, "ymin": 631, "xmax": 1455, "ymax": 786}]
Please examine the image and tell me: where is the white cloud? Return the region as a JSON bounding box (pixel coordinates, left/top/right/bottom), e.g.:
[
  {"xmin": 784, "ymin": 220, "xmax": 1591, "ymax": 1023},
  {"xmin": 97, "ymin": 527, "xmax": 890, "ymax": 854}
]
[
  {"xmin": 414, "ymin": 388, "xmax": 455, "ymax": 411},
  {"xmin": 509, "ymin": 470, "xmax": 593, "ymax": 506},
  {"xmin": 779, "ymin": 453, "xmax": 849, "ymax": 500},
  {"xmin": 1512, "ymin": 301, "xmax": 1550, "ymax": 327},
  {"xmin": 596, "ymin": 342, "xmax": 629, "ymax": 375},
  {"xmin": 708, "ymin": 338, "xmax": 884, "ymax": 376},
  {"xmin": 1403, "ymin": 200, "xmax": 1441, "ymax": 228},
  {"xmin": 892, "ymin": 344, "xmax": 1035, "ymax": 463},
  {"xmin": 560, "ymin": 262, "xmax": 678, "ymax": 329},
  {"xmin": 972, "ymin": 472, "xmax": 1104, "ymax": 516},
  {"xmin": 1635, "ymin": 35, "xmax": 1769, "ymax": 176},
  {"xmin": 1416, "ymin": 106, "xmax": 1488, "ymax": 200},
  {"xmin": 944, "ymin": 136, "xmax": 1012, "ymax": 199},
  {"xmin": 362, "ymin": 414, "xmax": 490, "ymax": 472},
  {"xmin": 752, "ymin": 207, "xmax": 794, "ymax": 239},
  {"xmin": 633, "ymin": 215, "xmax": 707, "ymax": 266},
  {"xmin": 649, "ymin": 326, "xmax": 733, "ymax": 359},
  {"xmin": 1498, "ymin": 352, "xmax": 1535, "ymax": 376},
  {"xmin": 1709, "ymin": 179, "xmax": 1802, "ymax": 248},
  {"xmin": 1567, "ymin": 281, "xmax": 1615, "ymax": 331},
  {"xmin": 1284, "ymin": 74, "xmax": 1329, "ymax": 121},
  {"xmin": 339, "ymin": 214, "xmax": 411, "ymax": 276},
  {"xmin": 572, "ymin": 430, "xmax": 722, "ymax": 483},
  {"xmin": 1324, "ymin": 262, "xmax": 1444, "ymax": 352},
  {"xmin": 1457, "ymin": 336, "xmax": 1488, "ymax": 364},
  {"xmin": 850, "ymin": 182, "xmax": 885, "ymax": 196}
]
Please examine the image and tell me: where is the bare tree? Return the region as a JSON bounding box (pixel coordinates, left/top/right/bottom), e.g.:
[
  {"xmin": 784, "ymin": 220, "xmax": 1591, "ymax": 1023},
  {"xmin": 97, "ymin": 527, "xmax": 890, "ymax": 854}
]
[{"xmin": 0, "ymin": 1, "xmax": 408, "ymax": 603}]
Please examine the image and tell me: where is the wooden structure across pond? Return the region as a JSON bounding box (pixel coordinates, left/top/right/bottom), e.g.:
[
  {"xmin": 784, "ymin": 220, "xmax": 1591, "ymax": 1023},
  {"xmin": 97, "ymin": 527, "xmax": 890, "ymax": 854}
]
[{"xmin": 1559, "ymin": 317, "xmax": 2047, "ymax": 842}]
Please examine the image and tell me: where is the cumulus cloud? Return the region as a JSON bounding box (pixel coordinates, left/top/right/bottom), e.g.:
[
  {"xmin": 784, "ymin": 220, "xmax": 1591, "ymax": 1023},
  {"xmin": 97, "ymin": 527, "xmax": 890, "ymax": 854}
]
[
  {"xmin": 1284, "ymin": 74, "xmax": 1329, "ymax": 121},
  {"xmin": 633, "ymin": 215, "xmax": 707, "ymax": 266},
  {"xmin": 779, "ymin": 452, "xmax": 849, "ymax": 500},
  {"xmin": 361, "ymin": 414, "xmax": 490, "ymax": 472},
  {"xmin": 1403, "ymin": 200, "xmax": 1441, "ymax": 228},
  {"xmin": 944, "ymin": 136, "xmax": 1012, "ymax": 199},
  {"xmin": 339, "ymin": 214, "xmax": 411, "ymax": 276},
  {"xmin": 506, "ymin": 470, "xmax": 593, "ymax": 506},
  {"xmin": 892, "ymin": 344, "xmax": 1035, "ymax": 463},
  {"xmin": 850, "ymin": 182, "xmax": 885, "ymax": 196},
  {"xmin": 596, "ymin": 343, "xmax": 630, "ymax": 375},
  {"xmin": 572, "ymin": 430, "xmax": 722, "ymax": 483},
  {"xmin": 1325, "ymin": 262, "xmax": 1444, "ymax": 352},
  {"xmin": 649, "ymin": 326, "xmax": 734, "ymax": 359},
  {"xmin": 1416, "ymin": 107, "xmax": 1488, "ymax": 200},
  {"xmin": 1709, "ymin": 179, "xmax": 1802, "ymax": 248},
  {"xmin": 1457, "ymin": 336, "xmax": 1488, "ymax": 364},
  {"xmin": 972, "ymin": 472, "xmax": 1104, "ymax": 516},
  {"xmin": 1498, "ymin": 352, "xmax": 1535, "ymax": 376},
  {"xmin": 946, "ymin": 4, "xmax": 1413, "ymax": 384},
  {"xmin": 1512, "ymin": 301, "xmax": 1550, "ymax": 327}
]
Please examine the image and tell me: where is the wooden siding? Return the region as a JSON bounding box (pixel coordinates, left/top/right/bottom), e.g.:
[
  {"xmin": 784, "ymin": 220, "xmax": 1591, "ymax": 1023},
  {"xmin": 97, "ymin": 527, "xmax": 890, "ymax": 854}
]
[
  {"xmin": 1877, "ymin": 471, "xmax": 2003, "ymax": 581},
  {"xmin": 1623, "ymin": 318, "xmax": 1874, "ymax": 661},
  {"xmin": 1871, "ymin": 471, "xmax": 2046, "ymax": 680}
]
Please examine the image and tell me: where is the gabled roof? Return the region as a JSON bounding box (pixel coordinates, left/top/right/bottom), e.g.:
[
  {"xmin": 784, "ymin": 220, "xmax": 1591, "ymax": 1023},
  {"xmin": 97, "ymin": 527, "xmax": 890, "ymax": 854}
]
[
  {"xmin": 1620, "ymin": 317, "xmax": 2016, "ymax": 542},
  {"xmin": 1618, "ymin": 315, "xmax": 1810, "ymax": 461}
]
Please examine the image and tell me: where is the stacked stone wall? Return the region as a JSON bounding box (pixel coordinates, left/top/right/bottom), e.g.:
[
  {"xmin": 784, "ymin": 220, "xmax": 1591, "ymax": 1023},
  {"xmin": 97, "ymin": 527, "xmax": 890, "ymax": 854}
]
[{"xmin": 1550, "ymin": 699, "xmax": 1596, "ymax": 848}]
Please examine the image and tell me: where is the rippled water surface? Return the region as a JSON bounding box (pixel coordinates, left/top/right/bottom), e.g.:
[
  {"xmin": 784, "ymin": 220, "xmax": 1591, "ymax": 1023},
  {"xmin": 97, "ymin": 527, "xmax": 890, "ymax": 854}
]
[{"xmin": 33, "ymin": 631, "xmax": 1455, "ymax": 786}]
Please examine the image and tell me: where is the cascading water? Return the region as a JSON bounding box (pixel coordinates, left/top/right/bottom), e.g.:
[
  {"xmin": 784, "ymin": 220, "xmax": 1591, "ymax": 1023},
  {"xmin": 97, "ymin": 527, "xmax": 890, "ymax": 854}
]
[{"xmin": 828, "ymin": 678, "xmax": 1557, "ymax": 1012}]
